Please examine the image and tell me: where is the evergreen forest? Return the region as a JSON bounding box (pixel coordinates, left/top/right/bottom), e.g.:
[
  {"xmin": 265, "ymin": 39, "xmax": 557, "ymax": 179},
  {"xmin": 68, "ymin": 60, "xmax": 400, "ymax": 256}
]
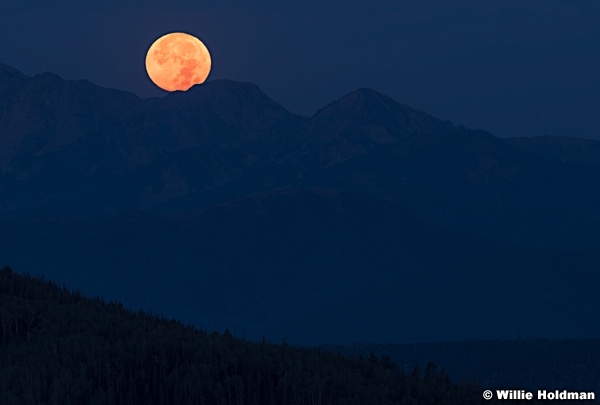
[{"xmin": 1, "ymin": 265, "xmax": 483, "ymax": 405}]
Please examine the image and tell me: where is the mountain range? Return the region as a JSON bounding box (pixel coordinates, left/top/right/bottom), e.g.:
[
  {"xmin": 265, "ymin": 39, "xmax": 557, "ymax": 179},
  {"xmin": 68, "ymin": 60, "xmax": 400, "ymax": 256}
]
[{"xmin": 2, "ymin": 62, "xmax": 600, "ymax": 345}]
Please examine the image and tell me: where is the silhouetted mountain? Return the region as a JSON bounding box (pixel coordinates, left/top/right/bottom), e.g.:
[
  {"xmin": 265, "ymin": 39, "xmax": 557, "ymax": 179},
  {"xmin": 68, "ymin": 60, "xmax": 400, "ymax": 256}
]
[
  {"xmin": 4, "ymin": 64, "xmax": 600, "ymax": 246},
  {"xmin": 2, "ymin": 62, "xmax": 600, "ymax": 345},
  {"xmin": 306, "ymin": 128, "xmax": 600, "ymax": 248},
  {"xmin": 292, "ymin": 88, "xmax": 455, "ymax": 165},
  {"xmin": 0, "ymin": 71, "xmax": 139, "ymax": 171},
  {"xmin": 0, "ymin": 72, "xmax": 301, "ymax": 172},
  {"xmin": 0, "ymin": 70, "xmax": 302, "ymax": 217},
  {"xmin": 506, "ymin": 135, "xmax": 600, "ymax": 165},
  {"xmin": 107, "ymin": 80, "xmax": 304, "ymax": 165}
]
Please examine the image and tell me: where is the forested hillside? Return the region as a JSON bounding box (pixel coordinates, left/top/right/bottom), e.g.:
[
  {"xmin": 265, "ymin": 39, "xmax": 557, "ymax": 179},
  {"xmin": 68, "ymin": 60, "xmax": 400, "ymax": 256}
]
[
  {"xmin": 1, "ymin": 265, "xmax": 483, "ymax": 405},
  {"xmin": 328, "ymin": 340, "xmax": 600, "ymax": 397}
]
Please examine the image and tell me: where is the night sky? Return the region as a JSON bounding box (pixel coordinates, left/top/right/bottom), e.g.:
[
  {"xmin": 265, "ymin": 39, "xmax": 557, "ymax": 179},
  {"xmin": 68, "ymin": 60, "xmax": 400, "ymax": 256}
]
[{"xmin": 2, "ymin": 0, "xmax": 599, "ymax": 139}]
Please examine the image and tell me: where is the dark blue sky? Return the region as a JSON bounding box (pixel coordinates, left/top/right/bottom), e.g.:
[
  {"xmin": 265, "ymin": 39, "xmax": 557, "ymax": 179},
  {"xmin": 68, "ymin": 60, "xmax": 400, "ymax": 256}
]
[{"xmin": 2, "ymin": 0, "xmax": 599, "ymax": 138}]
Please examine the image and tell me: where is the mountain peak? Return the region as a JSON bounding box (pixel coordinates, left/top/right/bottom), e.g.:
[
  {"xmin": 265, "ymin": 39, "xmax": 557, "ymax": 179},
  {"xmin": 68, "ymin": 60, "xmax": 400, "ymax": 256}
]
[
  {"xmin": 30, "ymin": 71, "xmax": 67, "ymax": 85},
  {"xmin": 163, "ymin": 79, "xmax": 285, "ymax": 111},
  {"xmin": 341, "ymin": 87, "xmax": 390, "ymax": 101},
  {"xmin": 150, "ymin": 78, "xmax": 301, "ymax": 144},
  {"xmin": 303, "ymin": 87, "xmax": 455, "ymax": 149}
]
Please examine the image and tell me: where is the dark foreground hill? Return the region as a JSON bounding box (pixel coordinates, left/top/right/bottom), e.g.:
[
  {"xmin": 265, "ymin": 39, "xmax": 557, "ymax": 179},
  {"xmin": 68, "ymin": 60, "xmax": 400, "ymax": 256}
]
[
  {"xmin": 327, "ymin": 339, "xmax": 600, "ymax": 397},
  {"xmin": 0, "ymin": 266, "xmax": 485, "ymax": 405}
]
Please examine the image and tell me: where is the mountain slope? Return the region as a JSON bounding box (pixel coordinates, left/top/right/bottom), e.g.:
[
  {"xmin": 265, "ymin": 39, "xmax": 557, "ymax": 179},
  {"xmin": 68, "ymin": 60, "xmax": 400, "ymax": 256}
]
[
  {"xmin": 303, "ymin": 129, "xmax": 600, "ymax": 248},
  {"xmin": 3, "ymin": 63, "xmax": 600, "ymax": 345},
  {"xmin": 506, "ymin": 135, "xmax": 600, "ymax": 165},
  {"xmin": 3, "ymin": 63, "xmax": 600, "ymax": 248},
  {"xmin": 0, "ymin": 69, "xmax": 303, "ymax": 218},
  {"xmin": 294, "ymin": 88, "xmax": 455, "ymax": 165},
  {"xmin": 106, "ymin": 80, "xmax": 305, "ymax": 165},
  {"xmin": 328, "ymin": 339, "xmax": 600, "ymax": 396},
  {"xmin": 0, "ymin": 189, "xmax": 501, "ymax": 344},
  {"xmin": 0, "ymin": 71, "xmax": 140, "ymax": 171},
  {"xmin": 0, "ymin": 63, "xmax": 28, "ymax": 95},
  {"xmin": 5, "ymin": 188, "xmax": 600, "ymax": 344},
  {"xmin": 0, "ymin": 266, "xmax": 482, "ymax": 404}
]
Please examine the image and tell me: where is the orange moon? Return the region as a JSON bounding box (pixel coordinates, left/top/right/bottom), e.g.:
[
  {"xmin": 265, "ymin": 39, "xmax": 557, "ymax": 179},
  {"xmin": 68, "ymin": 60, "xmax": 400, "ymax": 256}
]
[{"xmin": 145, "ymin": 32, "xmax": 212, "ymax": 91}]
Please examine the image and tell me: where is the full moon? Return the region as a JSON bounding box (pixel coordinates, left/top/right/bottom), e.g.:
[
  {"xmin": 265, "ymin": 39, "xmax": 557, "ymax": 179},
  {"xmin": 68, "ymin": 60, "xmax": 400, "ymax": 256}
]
[{"xmin": 145, "ymin": 32, "xmax": 212, "ymax": 92}]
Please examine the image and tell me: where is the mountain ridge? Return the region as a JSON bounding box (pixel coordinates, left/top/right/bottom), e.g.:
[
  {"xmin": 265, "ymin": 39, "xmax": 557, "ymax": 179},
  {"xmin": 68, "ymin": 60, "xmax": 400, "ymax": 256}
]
[{"xmin": 2, "ymin": 62, "xmax": 600, "ymax": 344}]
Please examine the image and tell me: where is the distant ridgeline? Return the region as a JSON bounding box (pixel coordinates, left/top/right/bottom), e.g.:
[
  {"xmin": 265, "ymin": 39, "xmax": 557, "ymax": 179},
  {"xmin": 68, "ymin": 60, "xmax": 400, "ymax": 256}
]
[{"xmin": 0, "ymin": 265, "xmax": 488, "ymax": 405}]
